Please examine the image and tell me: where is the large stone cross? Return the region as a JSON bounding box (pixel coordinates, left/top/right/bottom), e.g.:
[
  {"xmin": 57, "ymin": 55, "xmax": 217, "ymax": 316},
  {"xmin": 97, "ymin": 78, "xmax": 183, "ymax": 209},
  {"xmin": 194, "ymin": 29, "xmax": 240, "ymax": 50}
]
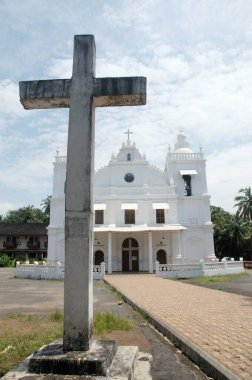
[{"xmin": 19, "ymin": 35, "xmax": 146, "ymax": 352}]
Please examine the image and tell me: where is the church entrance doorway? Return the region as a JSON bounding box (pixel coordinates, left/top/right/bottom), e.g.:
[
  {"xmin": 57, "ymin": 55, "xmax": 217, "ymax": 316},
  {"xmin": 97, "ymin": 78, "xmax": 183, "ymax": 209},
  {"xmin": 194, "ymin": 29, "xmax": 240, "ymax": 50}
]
[
  {"xmin": 156, "ymin": 249, "xmax": 166, "ymax": 264},
  {"xmin": 122, "ymin": 237, "xmax": 139, "ymax": 272},
  {"xmin": 94, "ymin": 250, "xmax": 104, "ymax": 265}
]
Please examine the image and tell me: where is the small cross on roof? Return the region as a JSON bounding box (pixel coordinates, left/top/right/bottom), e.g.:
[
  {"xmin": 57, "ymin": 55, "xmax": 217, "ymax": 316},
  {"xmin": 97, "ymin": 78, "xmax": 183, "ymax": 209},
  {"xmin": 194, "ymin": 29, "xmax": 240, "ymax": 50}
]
[{"xmin": 124, "ymin": 129, "xmax": 133, "ymax": 142}]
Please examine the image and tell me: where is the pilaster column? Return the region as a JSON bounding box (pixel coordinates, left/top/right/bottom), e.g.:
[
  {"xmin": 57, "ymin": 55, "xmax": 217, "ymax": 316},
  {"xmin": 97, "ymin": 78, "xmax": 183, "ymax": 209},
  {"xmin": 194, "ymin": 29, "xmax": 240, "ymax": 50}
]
[
  {"xmin": 172, "ymin": 231, "xmax": 182, "ymax": 263},
  {"xmin": 108, "ymin": 232, "xmax": 112, "ymax": 274},
  {"xmin": 178, "ymin": 231, "xmax": 182, "ymax": 264},
  {"xmin": 148, "ymin": 231, "xmax": 153, "ymax": 273}
]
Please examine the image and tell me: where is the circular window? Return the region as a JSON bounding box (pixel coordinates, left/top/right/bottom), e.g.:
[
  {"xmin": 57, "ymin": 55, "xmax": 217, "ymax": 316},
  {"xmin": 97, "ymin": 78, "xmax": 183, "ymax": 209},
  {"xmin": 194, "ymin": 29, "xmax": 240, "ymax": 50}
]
[{"xmin": 124, "ymin": 173, "xmax": 134, "ymax": 183}]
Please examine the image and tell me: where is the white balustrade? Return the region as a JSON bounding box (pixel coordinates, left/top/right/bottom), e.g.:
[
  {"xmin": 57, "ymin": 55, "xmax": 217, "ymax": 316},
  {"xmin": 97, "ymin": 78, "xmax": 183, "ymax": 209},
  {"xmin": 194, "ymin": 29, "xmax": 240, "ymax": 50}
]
[
  {"xmin": 155, "ymin": 259, "xmax": 244, "ymax": 278},
  {"xmin": 55, "ymin": 155, "xmax": 67, "ymax": 163},
  {"xmin": 15, "ymin": 261, "xmax": 105, "ymax": 280},
  {"xmin": 15, "ymin": 259, "xmax": 244, "ymax": 280},
  {"xmin": 167, "ymin": 153, "xmax": 204, "ymax": 160}
]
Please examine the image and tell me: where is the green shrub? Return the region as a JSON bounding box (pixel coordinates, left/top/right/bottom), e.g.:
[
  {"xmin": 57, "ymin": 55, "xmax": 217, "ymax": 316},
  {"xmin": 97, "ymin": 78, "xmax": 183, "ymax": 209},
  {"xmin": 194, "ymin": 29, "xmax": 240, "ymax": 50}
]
[
  {"xmin": 0, "ymin": 254, "xmax": 14, "ymax": 267},
  {"xmin": 49, "ymin": 310, "xmax": 63, "ymax": 322}
]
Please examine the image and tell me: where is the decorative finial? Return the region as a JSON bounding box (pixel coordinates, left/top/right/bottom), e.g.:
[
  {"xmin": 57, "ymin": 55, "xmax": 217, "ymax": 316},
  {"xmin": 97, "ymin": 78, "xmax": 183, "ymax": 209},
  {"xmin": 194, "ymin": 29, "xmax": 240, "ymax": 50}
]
[
  {"xmin": 124, "ymin": 129, "xmax": 133, "ymax": 143},
  {"xmin": 199, "ymin": 144, "xmax": 202, "ymax": 153},
  {"xmin": 56, "ymin": 147, "xmax": 60, "ymax": 156}
]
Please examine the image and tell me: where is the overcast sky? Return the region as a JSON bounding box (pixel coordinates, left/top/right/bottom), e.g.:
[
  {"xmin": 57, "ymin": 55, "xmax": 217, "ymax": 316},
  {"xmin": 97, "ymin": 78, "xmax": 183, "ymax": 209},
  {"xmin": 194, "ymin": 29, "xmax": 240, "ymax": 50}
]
[{"xmin": 0, "ymin": 0, "xmax": 251, "ymax": 215}]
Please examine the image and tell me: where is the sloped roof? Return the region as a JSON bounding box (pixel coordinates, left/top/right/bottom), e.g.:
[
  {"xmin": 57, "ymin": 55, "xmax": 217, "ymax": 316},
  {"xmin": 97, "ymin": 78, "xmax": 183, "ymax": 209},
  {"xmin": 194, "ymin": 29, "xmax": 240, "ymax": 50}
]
[{"xmin": 0, "ymin": 223, "xmax": 48, "ymax": 236}]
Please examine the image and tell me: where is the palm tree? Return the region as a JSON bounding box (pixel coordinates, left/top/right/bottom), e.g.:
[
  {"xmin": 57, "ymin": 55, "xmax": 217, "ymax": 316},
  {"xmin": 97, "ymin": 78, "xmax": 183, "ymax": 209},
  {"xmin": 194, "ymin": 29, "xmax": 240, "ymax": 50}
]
[
  {"xmin": 234, "ymin": 187, "xmax": 252, "ymax": 221},
  {"xmin": 41, "ymin": 195, "xmax": 52, "ymax": 224},
  {"xmin": 224, "ymin": 216, "xmax": 251, "ymax": 258}
]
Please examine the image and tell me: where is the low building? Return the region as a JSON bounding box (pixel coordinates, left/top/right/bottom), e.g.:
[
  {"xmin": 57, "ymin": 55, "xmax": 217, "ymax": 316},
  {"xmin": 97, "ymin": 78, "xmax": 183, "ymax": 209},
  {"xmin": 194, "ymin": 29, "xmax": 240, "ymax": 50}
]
[
  {"xmin": 47, "ymin": 131, "xmax": 215, "ymax": 272},
  {"xmin": 0, "ymin": 223, "xmax": 48, "ymax": 259}
]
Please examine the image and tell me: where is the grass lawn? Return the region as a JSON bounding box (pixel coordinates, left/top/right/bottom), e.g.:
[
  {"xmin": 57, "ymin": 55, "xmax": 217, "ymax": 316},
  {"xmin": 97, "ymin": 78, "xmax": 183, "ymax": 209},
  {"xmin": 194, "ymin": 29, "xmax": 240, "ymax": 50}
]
[
  {"xmin": 0, "ymin": 311, "xmax": 133, "ymax": 377},
  {"xmin": 181, "ymin": 272, "xmax": 248, "ymax": 284}
]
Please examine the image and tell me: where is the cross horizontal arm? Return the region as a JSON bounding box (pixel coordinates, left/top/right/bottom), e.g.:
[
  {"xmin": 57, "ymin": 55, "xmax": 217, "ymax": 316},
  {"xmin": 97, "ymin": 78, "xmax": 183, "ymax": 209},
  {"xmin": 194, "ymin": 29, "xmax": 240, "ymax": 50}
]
[
  {"xmin": 19, "ymin": 76, "xmax": 146, "ymax": 110},
  {"xmin": 19, "ymin": 79, "xmax": 71, "ymax": 110},
  {"xmin": 93, "ymin": 77, "xmax": 146, "ymax": 107}
]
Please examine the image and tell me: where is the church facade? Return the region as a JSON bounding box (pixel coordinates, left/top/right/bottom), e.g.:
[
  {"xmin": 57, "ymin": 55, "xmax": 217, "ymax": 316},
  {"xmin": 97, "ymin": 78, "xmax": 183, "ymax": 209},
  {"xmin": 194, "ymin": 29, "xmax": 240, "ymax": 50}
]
[{"xmin": 47, "ymin": 131, "xmax": 215, "ymax": 272}]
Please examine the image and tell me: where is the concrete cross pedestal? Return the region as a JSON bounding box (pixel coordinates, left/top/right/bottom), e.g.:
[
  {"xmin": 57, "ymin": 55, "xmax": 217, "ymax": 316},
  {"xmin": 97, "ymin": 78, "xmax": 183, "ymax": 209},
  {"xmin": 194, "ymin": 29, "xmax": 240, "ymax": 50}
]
[{"xmin": 19, "ymin": 35, "xmax": 146, "ymax": 376}]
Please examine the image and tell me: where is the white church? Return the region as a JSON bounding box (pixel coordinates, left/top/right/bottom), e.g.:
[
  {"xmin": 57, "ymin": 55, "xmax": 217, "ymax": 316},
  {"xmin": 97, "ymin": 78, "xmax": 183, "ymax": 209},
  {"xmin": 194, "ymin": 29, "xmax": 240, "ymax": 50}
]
[{"xmin": 47, "ymin": 131, "xmax": 215, "ymax": 273}]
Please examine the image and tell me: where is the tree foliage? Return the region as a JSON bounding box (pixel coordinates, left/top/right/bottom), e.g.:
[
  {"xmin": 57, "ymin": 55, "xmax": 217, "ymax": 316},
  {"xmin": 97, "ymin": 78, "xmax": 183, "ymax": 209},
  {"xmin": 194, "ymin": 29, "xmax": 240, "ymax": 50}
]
[
  {"xmin": 211, "ymin": 205, "xmax": 252, "ymax": 260},
  {"xmin": 1, "ymin": 204, "xmax": 48, "ymax": 224},
  {"xmin": 234, "ymin": 187, "xmax": 252, "ymax": 221}
]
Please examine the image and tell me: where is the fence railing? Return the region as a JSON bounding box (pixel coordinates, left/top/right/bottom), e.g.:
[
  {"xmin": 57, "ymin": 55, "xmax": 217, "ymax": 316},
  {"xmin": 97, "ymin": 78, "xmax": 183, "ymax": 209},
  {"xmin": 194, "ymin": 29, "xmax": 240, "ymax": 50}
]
[
  {"xmin": 15, "ymin": 261, "xmax": 105, "ymax": 280},
  {"xmin": 155, "ymin": 259, "xmax": 245, "ymax": 278}
]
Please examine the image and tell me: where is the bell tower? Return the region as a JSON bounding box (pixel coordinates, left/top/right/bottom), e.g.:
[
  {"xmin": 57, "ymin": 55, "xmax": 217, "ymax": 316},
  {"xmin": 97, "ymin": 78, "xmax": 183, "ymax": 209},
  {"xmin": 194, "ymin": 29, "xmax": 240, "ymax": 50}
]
[
  {"xmin": 165, "ymin": 131, "xmax": 207, "ymax": 197},
  {"xmin": 165, "ymin": 131, "xmax": 215, "ymax": 262}
]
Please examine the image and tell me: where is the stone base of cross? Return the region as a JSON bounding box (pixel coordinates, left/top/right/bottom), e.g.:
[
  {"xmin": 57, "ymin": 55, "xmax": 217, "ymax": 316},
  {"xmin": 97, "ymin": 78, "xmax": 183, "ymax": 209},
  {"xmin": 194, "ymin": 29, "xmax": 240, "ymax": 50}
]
[{"xmin": 19, "ymin": 35, "xmax": 146, "ymax": 376}]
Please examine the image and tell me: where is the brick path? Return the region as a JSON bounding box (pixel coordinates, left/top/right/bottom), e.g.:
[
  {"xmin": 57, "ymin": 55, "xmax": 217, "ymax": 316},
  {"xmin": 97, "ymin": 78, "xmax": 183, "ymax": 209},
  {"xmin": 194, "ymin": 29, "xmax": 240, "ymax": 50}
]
[{"xmin": 105, "ymin": 274, "xmax": 252, "ymax": 380}]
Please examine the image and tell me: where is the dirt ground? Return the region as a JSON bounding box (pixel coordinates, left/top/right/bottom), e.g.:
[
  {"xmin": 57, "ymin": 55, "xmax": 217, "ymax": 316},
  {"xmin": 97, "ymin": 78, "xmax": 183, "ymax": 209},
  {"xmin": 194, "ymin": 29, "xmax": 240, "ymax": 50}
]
[
  {"xmin": 0, "ymin": 268, "xmax": 209, "ymax": 380},
  {"xmin": 180, "ymin": 269, "xmax": 252, "ymax": 298}
]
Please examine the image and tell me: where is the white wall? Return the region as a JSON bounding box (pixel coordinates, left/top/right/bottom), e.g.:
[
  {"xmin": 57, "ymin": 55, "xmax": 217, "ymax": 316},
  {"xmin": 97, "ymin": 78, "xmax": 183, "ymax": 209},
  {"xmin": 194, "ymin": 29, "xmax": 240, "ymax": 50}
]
[{"xmin": 47, "ymin": 136, "xmax": 215, "ymax": 267}]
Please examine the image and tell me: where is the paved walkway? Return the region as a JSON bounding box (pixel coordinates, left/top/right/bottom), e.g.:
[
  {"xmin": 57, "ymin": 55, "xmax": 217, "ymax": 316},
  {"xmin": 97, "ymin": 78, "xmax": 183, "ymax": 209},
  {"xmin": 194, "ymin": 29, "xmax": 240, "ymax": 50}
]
[{"xmin": 105, "ymin": 274, "xmax": 252, "ymax": 380}]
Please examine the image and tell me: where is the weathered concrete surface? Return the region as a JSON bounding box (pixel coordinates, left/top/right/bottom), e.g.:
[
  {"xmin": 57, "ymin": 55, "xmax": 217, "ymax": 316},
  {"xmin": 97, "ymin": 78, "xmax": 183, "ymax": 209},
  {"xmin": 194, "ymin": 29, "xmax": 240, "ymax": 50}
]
[
  {"xmin": 19, "ymin": 34, "xmax": 147, "ymax": 352},
  {"xmin": 19, "ymin": 77, "xmax": 146, "ymax": 109},
  {"xmin": 93, "ymin": 77, "xmax": 146, "ymax": 107},
  {"xmin": 63, "ymin": 35, "xmax": 95, "ymax": 352},
  {"xmin": 1, "ymin": 346, "xmax": 148, "ymax": 380},
  {"xmin": 134, "ymin": 352, "xmax": 152, "ymax": 380},
  {"xmin": 29, "ymin": 340, "xmax": 117, "ymax": 376},
  {"xmin": 19, "ymin": 79, "xmax": 71, "ymax": 109},
  {"xmin": 108, "ymin": 346, "xmax": 138, "ymax": 379}
]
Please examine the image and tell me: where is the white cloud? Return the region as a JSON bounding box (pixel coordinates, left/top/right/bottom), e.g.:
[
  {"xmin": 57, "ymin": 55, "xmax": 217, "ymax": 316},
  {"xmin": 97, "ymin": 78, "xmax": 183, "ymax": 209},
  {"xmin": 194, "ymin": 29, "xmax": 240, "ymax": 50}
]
[
  {"xmin": 0, "ymin": 202, "xmax": 19, "ymax": 216},
  {"xmin": 1, "ymin": 0, "xmax": 252, "ymax": 213},
  {"xmin": 0, "ymin": 80, "xmax": 26, "ymax": 117},
  {"xmin": 207, "ymin": 143, "xmax": 252, "ymax": 212},
  {"xmin": 48, "ymin": 59, "xmax": 72, "ymax": 79}
]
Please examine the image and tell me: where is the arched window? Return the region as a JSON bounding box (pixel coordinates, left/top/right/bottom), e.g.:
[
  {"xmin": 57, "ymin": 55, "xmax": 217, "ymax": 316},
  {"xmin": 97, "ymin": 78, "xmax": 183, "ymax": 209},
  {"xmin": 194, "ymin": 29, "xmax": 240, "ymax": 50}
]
[
  {"xmin": 127, "ymin": 153, "xmax": 131, "ymax": 161},
  {"xmin": 156, "ymin": 249, "xmax": 167, "ymax": 264},
  {"xmin": 122, "ymin": 237, "xmax": 138, "ymax": 248},
  {"xmin": 94, "ymin": 250, "xmax": 104, "ymax": 265}
]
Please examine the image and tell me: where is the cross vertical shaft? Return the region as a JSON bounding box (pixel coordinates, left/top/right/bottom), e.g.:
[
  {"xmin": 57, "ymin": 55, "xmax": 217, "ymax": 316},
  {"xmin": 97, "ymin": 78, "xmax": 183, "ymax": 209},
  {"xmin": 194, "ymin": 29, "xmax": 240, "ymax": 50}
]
[{"xmin": 64, "ymin": 35, "xmax": 95, "ymax": 351}]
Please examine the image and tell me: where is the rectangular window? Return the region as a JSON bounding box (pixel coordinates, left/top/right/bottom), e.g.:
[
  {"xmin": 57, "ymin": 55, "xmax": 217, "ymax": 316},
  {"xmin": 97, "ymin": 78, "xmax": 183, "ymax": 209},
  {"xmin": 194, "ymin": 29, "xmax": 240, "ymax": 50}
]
[
  {"xmin": 156, "ymin": 209, "xmax": 165, "ymax": 224},
  {"xmin": 28, "ymin": 236, "xmax": 39, "ymax": 244},
  {"xmin": 183, "ymin": 175, "xmax": 192, "ymax": 196},
  {"xmin": 125, "ymin": 209, "xmax": 135, "ymax": 224},
  {"xmin": 7, "ymin": 236, "xmax": 17, "ymax": 244},
  {"xmin": 95, "ymin": 210, "xmax": 104, "ymax": 224}
]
